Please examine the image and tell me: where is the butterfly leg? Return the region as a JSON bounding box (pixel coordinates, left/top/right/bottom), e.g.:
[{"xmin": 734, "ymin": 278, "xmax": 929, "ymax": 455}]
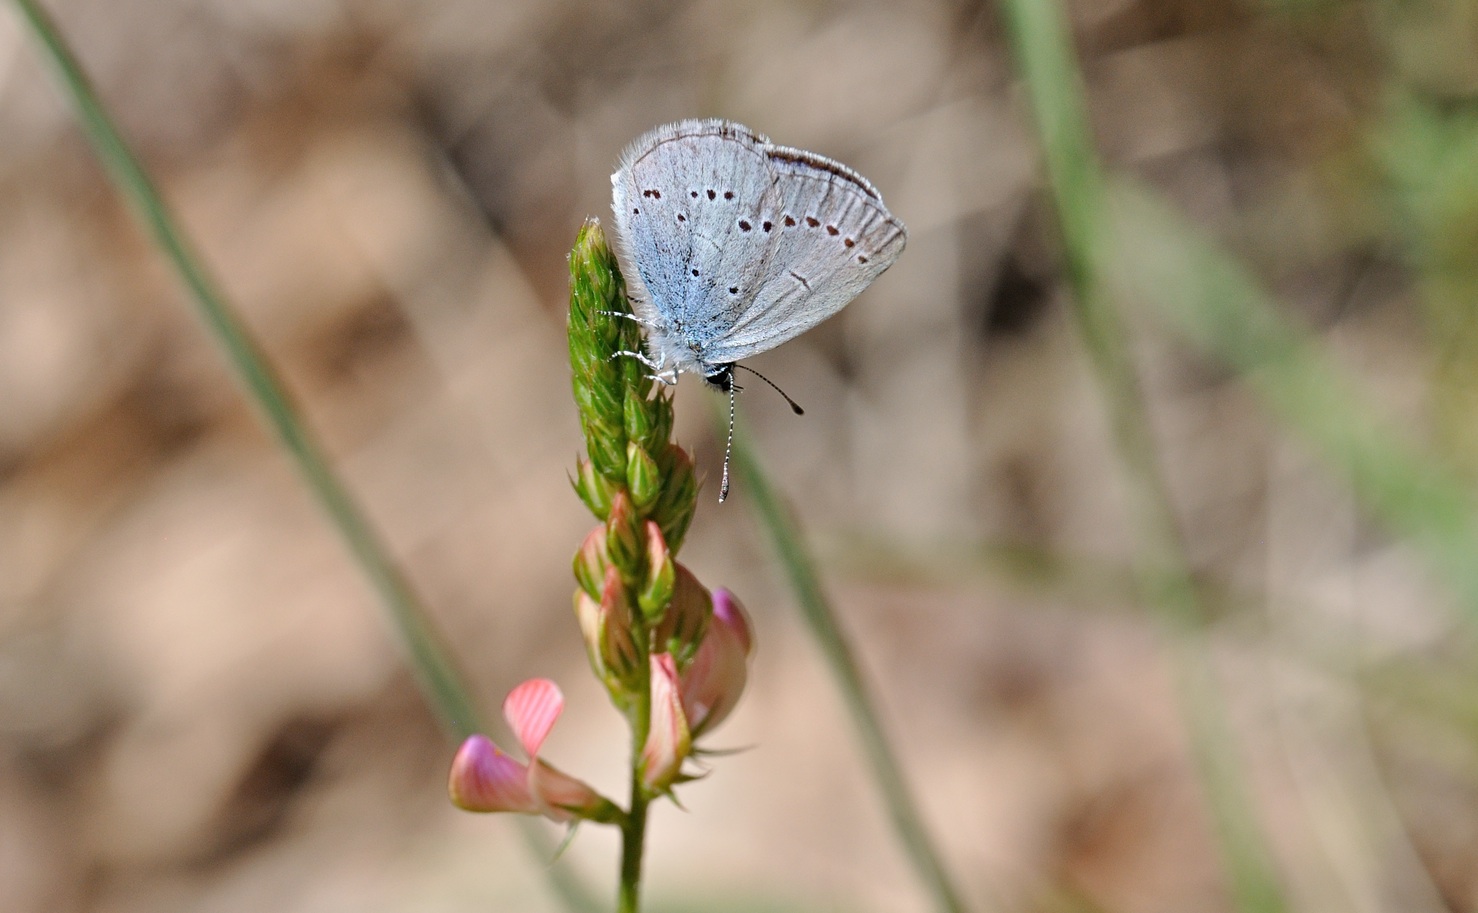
[
  {"xmin": 598, "ymin": 310, "xmax": 655, "ymax": 328},
  {"xmin": 610, "ymin": 349, "xmax": 678, "ymax": 386}
]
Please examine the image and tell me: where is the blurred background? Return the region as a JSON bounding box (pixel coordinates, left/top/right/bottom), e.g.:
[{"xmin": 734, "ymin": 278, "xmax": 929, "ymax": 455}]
[{"xmin": 3, "ymin": 0, "xmax": 1478, "ymax": 910}]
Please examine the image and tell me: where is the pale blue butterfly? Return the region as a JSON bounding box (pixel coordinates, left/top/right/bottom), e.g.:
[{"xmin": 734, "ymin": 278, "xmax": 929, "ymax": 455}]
[{"xmin": 609, "ymin": 119, "xmax": 907, "ymax": 499}]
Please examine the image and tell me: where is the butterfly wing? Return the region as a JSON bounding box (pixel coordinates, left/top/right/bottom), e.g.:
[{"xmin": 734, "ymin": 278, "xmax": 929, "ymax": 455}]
[
  {"xmin": 698, "ymin": 143, "xmax": 906, "ymax": 365},
  {"xmin": 611, "ymin": 120, "xmax": 906, "ymax": 372},
  {"xmin": 611, "ymin": 120, "xmax": 781, "ymax": 372}
]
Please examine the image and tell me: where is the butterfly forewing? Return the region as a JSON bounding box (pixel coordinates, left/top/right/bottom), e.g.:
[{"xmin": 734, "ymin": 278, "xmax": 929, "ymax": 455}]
[
  {"xmin": 613, "ymin": 122, "xmax": 777, "ymax": 349},
  {"xmin": 610, "ymin": 119, "xmax": 905, "ymax": 372}
]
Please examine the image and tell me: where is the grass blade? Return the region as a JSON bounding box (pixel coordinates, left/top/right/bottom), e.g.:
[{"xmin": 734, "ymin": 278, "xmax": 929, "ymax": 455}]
[
  {"xmin": 998, "ymin": 1, "xmax": 1290, "ymax": 910},
  {"xmin": 730, "ymin": 425, "xmax": 972, "ymax": 913},
  {"xmin": 10, "ymin": 2, "xmax": 602, "ymax": 909}
]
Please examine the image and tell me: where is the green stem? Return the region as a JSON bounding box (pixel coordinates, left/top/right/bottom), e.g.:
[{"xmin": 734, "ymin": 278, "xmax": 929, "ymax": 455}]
[
  {"xmin": 731, "ymin": 427, "xmax": 970, "ymax": 913},
  {"xmin": 618, "ymin": 618, "xmax": 653, "ymax": 912},
  {"xmin": 618, "ymin": 785, "xmax": 651, "ymax": 913},
  {"xmin": 999, "ymin": 2, "xmax": 1288, "ymax": 912}
]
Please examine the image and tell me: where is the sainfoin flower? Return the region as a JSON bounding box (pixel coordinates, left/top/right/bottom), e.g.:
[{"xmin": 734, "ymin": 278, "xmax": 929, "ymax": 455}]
[
  {"xmin": 640, "ymin": 588, "xmax": 755, "ymax": 791},
  {"xmin": 574, "ymin": 563, "xmax": 641, "ymax": 689},
  {"xmin": 680, "ymin": 587, "xmax": 754, "ymax": 737},
  {"xmin": 449, "ymin": 679, "xmax": 618, "ymax": 823}
]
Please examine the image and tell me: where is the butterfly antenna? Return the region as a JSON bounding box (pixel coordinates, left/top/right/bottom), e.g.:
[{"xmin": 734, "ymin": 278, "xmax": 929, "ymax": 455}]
[
  {"xmin": 734, "ymin": 364, "xmax": 805, "ymax": 415},
  {"xmin": 719, "ymin": 378, "xmax": 735, "ymax": 503}
]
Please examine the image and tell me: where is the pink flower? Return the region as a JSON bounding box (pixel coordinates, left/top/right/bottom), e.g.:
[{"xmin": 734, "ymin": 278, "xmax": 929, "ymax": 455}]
[
  {"xmin": 652, "ymin": 562, "xmax": 712, "ymax": 664},
  {"xmin": 680, "ymin": 587, "xmax": 754, "ymax": 738},
  {"xmin": 640, "ymin": 653, "xmax": 692, "ymax": 792},
  {"xmin": 574, "ymin": 565, "xmax": 640, "ymax": 687},
  {"xmin": 448, "ymin": 679, "xmax": 618, "ymax": 823},
  {"xmin": 639, "ymin": 588, "xmax": 756, "ymax": 790}
]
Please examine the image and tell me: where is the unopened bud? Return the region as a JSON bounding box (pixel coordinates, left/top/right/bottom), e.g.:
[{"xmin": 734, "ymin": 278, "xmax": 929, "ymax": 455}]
[
  {"xmin": 626, "ymin": 442, "xmax": 662, "ymax": 512},
  {"xmin": 638, "ymin": 521, "xmax": 676, "ymax": 619},
  {"xmin": 598, "ymin": 566, "xmax": 641, "ymax": 684},
  {"xmin": 640, "ymin": 653, "xmax": 692, "ymax": 793},
  {"xmin": 651, "ymin": 445, "xmax": 697, "ymax": 553},
  {"xmin": 605, "ymin": 491, "xmax": 642, "ymax": 571},
  {"xmin": 572, "ymin": 458, "xmax": 617, "ymax": 520},
  {"xmin": 583, "ymin": 415, "xmax": 627, "ymax": 483},
  {"xmin": 655, "ymin": 564, "xmax": 712, "ymax": 666},
  {"xmin": 624, "ymin": 389, "xmax": 652, "ymax": 444},
  {"xmin": 574, "ymin": 566, "xmax": 640, "ymax": 689},
  {"xmin": 573, "ymin": 525, "xmax": 610, "ymax": 600},
  {"xmin": 647, "ymin": 394, "xmax": 674, "ymax": 452}
]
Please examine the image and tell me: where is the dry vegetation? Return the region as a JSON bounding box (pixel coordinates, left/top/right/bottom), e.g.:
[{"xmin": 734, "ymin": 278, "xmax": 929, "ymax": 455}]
[{"xmin": 1, "ymin": 0, "xmax": 1477, "ymax": 911}]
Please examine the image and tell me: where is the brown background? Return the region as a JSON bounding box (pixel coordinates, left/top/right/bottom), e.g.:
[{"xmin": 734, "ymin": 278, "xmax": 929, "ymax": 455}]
[{"xmin": 1, "ymin": 0, "xmax": 1476, "ymax": 911}]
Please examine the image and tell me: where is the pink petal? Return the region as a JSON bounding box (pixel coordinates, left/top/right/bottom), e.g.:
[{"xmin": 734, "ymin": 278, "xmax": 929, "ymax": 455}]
[
  {"xmin": 641, "ymin": 653, "xmax": 692, "ymax": 791},
  {"xmin": 448, "ymin": 734, "xmax": 538, "ymax": 814},
  {"xmin": 504, "ymin": 678, "xmax": 564, "ymax": 759},
  {"xmin": 528, "ymin": 760, "xmax": 606, "ymax": 821},
  {"xmin": 681, "ymin": 589, "xmax": 754, "ymax": 737},
  {"xmin": 712, "ymin": 588, "xmax": 754, "ymax": 655}
]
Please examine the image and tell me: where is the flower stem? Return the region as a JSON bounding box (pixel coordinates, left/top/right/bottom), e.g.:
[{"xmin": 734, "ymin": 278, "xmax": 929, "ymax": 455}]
[
  {"xmin": 619, "ymin": 633, "xmax": 653, "ymax": 913},
  {"xmin": 617, "ymin": 783, "xmax": 651, "ymax": 913}
]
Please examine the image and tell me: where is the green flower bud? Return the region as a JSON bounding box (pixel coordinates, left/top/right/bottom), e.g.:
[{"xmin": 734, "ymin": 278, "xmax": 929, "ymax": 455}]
[
  {"xmin": 574, "ymin": 566, "xmax": 642, "ymax": 696},
  {"xmin": 572, "ymin": 458, "xmax": 616, "ymax": 520},
  {"xmin": 584, "ymin": 416, "xmax": 627, "ymax": 482},
  {"xmin": 654, "ymin": 563, "xmax": 712, "ymax": 667},
  {"xmin": 605, "ymin": 490, "xmax": 642, "ymax": 573},
  {"xmin": 646, "ymin": 394, "xmax": 674, "ymax": 453},
  {"xmin": 573, "ymin": 524, "xmax": 610, "ymax": 600},
  {"xmin": 651, "ymin": 445, "xmax": 697, "ymax": 553},
  {"xmin": 626, "ymin": 443, "xmax": 662, "ymax": 512},
  {"xmin": 624, "ymin": 388, "xmax": 652, "ymax": 444},
  {"xmin": 638, "ymin": 521, "xmax": 676, "ymax": 619}
]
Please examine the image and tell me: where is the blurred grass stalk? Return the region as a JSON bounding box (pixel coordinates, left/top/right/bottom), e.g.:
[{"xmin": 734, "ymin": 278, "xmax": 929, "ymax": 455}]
[
  {"xmin": 8, "ymin": 0, "xmax": 478, "ymax": 744},
  {"xmin": 1005, "ymin": 0, "xmax": 1478, "ymax": 908},
  {"xmin": 730, "ymin": 427, "xmax": 972, "ymax": 913},
  {"xmin": 999, "ymin": 1, "xmax": 1291, "ymax": 912},
  {"xmin": 9, "ymin": 1, "xmax": 600, "ymax": 910},
  {"xmin": 1105, "ymin": 185, "xmax": 1478, "ymax": 614}
]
